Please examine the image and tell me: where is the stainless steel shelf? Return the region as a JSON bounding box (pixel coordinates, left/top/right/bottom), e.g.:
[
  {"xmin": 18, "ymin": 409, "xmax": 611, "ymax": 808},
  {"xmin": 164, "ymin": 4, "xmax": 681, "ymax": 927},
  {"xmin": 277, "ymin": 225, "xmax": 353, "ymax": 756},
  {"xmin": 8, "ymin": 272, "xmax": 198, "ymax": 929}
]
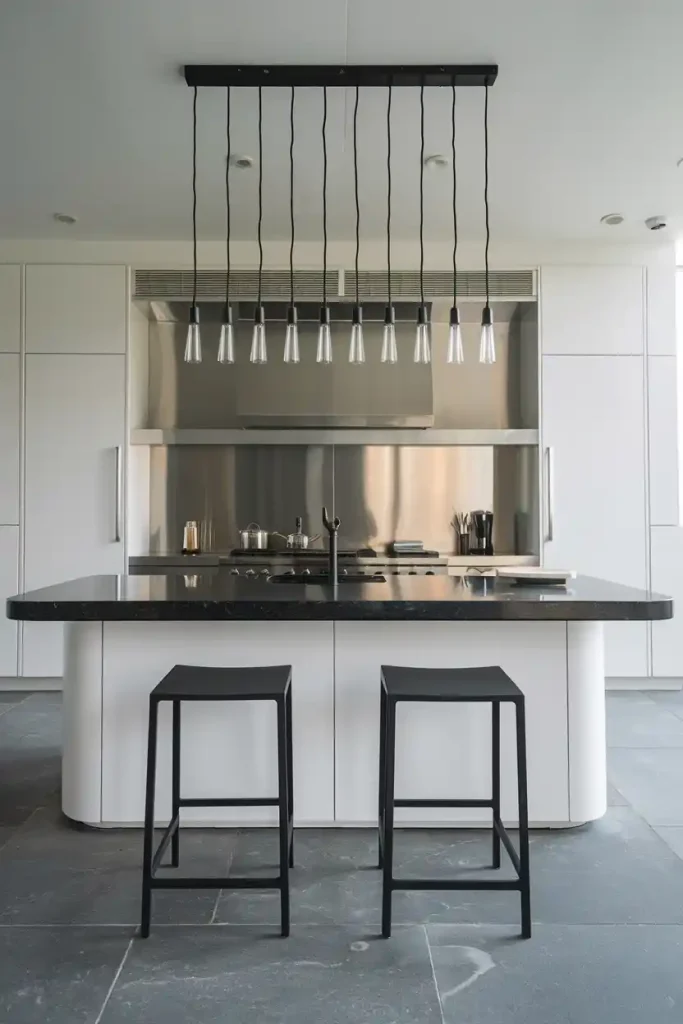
[{"xmin": 130, "ymin": 428, "xmax": 539, "ymax": 447}]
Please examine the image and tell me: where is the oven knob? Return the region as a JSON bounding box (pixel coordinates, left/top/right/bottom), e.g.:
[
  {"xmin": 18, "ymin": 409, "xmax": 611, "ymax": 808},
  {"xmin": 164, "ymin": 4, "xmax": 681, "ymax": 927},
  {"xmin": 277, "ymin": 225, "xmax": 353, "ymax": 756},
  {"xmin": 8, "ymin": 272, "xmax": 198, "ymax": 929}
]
[
  {"xmin": 260, "ymin": 568, "xmax": 270, "ymax": 576},
  {"xmin": 409, "ymin": 570, "xmax": 417, "ymax": 575},
  {"xmin": 285, "ymin": 568, "xmax": 295, "ymax": 575},
  {"xmin": 341, "ymin": 568, "xmax": 348, "ymax": 575},
  {"xmin": 245, "ymin": 568, "xmax": 256, "ymax": 577},
  {"xmin": 230, "ymin": 568, "xmax": 240, "ymax": 575},
  {"xmin": 426, "ymin": 570, "xmax": 435, "ymax": 576},
  {"xmin": 392, "ymin": 570, "xmax": 400, "ymax": 575},
  {"xmin": 302, "ymin": 568, "xmax": 311, "ymax": 576}
]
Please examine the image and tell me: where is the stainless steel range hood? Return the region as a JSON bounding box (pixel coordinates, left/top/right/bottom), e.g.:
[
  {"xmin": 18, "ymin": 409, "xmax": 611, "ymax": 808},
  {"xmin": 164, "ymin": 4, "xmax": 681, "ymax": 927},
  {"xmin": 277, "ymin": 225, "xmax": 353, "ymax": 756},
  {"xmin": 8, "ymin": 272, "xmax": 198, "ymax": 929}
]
[{"xmin": 148, "ymin": 301, "xmax": 435, "ymax": 428}]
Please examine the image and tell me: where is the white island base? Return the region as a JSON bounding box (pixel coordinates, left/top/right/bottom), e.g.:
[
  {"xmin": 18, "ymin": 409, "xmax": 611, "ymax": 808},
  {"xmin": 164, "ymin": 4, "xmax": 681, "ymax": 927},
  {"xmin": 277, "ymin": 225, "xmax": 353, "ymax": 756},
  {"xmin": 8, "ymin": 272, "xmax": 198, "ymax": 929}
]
[{"xmin": 63, "ymin": 619, "xmax": 606, "ymax": 830}]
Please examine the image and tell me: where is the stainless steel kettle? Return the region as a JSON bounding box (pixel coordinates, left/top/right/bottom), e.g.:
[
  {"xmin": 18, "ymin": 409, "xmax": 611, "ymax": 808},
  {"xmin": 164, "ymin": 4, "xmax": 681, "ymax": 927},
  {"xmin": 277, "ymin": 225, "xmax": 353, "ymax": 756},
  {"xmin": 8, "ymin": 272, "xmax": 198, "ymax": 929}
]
[{"xmin": 285, "ymin": 517, "xmax": 320, "ymax": 550}]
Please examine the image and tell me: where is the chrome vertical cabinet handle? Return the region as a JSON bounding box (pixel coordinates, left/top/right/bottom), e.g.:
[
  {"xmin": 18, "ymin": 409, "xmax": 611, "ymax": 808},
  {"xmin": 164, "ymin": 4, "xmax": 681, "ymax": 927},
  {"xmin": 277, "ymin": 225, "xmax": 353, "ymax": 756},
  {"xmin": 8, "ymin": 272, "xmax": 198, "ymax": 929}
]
[
  {"xmin": 545, "ymin": 446, "xmax": 555, "ymax": 544},
  {"xmin": 114, "ymin": 445, "xmax": 123, "ymax": 543}
]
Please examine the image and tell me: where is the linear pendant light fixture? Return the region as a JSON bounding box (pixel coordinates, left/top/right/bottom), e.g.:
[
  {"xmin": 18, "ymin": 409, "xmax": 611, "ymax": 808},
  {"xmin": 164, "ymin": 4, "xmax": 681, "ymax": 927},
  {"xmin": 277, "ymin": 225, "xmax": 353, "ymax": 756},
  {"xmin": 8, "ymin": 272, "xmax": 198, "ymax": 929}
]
[
  {"xmin": 183, "ymin": 64, "xmax": 498, "ymax": 364},
  {"xmin": 447, "ymin": 81, "xmax": 464, "ymax": 365},
  {"xmin": 317, "ymin": 86, "xmax": 332, "ymax": 363},
  {"xmin": 184, "ymin": 86, "xmax": 201, "ymax": 363},
  {"xmin": 381, "ymin": 83, "xmax": 398, "ymax": 364},
  {"xmin": 218, "ymin": 85, "xmax": 235, "ymax": 364},
  {"xmin": 250, "ymin": 85, "xmax": 267, "ymax": 364},
  {"xmin": 414, "ymin": 84, "xmax": 431, "ymax": 364},
  {"xmin": 479, "ymin": 83, "xmax": 496, "ymax": 364},
  {"xmin": 349, "ymin": 85, "xmax": 365, "ymax": 365}
]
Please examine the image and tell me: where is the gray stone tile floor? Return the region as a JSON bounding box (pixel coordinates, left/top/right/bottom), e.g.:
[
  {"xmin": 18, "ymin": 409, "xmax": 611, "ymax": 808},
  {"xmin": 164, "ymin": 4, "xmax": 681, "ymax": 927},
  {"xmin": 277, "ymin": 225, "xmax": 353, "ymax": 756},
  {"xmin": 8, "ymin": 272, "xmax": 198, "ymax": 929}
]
[{"xmin": 1, "ymin": 688, "xmax": 683, "ymax": 1020}]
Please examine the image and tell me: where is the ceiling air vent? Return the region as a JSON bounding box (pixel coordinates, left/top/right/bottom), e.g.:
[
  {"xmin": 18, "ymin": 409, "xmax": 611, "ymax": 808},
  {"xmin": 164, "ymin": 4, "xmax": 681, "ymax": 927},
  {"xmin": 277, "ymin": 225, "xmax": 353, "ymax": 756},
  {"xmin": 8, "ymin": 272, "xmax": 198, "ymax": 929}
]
[
  {"xmin": 346, "ymin": 270, "xmax": 535, "ymax": 301},
  {"xmin": 134, "ymin": 269, "xmax": 338, "ymax": 301}
]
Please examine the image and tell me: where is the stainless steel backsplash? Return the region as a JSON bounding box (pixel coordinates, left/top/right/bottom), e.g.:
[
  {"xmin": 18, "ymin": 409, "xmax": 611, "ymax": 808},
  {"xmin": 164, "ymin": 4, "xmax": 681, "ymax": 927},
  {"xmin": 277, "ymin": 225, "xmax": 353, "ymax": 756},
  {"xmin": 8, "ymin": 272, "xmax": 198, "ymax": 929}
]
[{"xmin": 149, "ymin": 444, "xmax": 539, "ymax": 555}]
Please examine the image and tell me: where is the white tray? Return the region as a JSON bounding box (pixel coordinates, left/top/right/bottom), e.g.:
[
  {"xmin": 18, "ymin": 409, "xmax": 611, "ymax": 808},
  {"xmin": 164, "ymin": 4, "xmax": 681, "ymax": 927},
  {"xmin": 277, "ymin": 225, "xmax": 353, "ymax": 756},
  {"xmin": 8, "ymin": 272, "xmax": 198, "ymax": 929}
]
[{"xmin": 496, "ymin": 567, "xmax": 576, "ymax": 587}]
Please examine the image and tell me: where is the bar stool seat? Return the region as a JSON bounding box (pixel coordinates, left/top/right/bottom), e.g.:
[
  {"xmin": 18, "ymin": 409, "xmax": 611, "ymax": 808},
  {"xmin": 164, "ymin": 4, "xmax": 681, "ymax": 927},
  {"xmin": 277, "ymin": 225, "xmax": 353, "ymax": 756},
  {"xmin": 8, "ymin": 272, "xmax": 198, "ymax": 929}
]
[
  {"xmin": 140, "ymin": 663, "xmax": 293, "ymax": 939},
  {"xmin": 378, "ymin": 664, "xmax": 531, "ymax": 939}
]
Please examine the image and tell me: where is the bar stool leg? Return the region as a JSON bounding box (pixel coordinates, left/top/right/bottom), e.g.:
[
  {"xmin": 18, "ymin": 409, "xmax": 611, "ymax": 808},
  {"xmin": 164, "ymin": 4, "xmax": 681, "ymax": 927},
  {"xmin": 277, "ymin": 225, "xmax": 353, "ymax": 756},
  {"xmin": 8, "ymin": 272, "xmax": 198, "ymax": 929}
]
[
  {"xmin": 140, "ymin": 698, "xmax": 159, "ymax": 939},
  {"xmin": 515, "ymin": 698, "xmax": 531, "ymax": 939},
  {"xmin": 378, "ymin": 683, "xmax": 387, "ymax": 869},
  {"xmin": 381, "ymin": 698, "xmax": 397, "ymax": 938},
  {"xmin": 285, "ymin": 685, "xmax": 294, "ymax": 868},
  {"xmin": 491, "ymin": 701, "xmax": 501, "ymax": 869},
  {"xmin": 277, "ymin": 697, "xmax": 291, "ymax": 937},
  {"xmin": 171, "ymin": 699, "xmax": 181, "ymax": 868}
]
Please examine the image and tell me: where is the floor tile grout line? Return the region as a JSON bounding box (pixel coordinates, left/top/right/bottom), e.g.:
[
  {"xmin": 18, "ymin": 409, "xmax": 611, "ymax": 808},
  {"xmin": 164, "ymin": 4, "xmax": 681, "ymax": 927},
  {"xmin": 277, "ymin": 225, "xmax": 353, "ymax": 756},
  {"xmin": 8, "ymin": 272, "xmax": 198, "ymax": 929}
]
[
  {"xmin": 424, "ymin": 924, "xmax": 446, "ymax": 1024},
  {"xmin": 93, "ymin": 936, "xmax": 134, "ymax": 1024}
]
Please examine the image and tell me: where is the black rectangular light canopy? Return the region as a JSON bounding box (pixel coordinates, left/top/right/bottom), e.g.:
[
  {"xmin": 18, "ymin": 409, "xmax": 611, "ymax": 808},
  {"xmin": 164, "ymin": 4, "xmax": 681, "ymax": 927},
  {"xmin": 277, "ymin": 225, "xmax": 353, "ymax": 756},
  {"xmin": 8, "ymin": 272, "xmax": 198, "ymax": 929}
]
[{"xmin": 183, "ymin": 64, "xmax": 498, "ymax": 89}]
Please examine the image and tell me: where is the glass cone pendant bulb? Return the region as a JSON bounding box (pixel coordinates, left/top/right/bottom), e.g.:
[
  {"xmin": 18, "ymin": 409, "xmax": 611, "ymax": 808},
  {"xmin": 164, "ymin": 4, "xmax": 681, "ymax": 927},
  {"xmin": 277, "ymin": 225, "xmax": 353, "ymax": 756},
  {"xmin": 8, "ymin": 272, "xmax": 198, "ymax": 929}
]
[
  {"xmin": 184, "ymin": 305, "xmax": 202, "ymax": 363},
  {"xmin": 317, "ymin": 306, "xmax": 332, "ymax": 363},
  {"xmin": 250, "ymin": 305, "xmax": 268, "ymax": 364},
  {"xmin": 283, "ymin": 306, "xmax": 300, "ymax": 363},
  {"xmin": 348, "ymin": 305, "xmax": 365, "ymax": 364},
  {"xmin": 447, "ymin": 307, "xmax": 464, "ymax": 364},
  {"xmin": 479, "ymin": 305, "xmax": 496, "ymax": 364},
  {"xmin": 381, "ymin": 306, "xmax": 398, "ymax": 363},
  {"xmin": 413, "ymin": 304, "xmax": 431, "ymax": 364},
  {"xmin": 217, "ymin": 306, "xmax": 235, "ymax": 364}
]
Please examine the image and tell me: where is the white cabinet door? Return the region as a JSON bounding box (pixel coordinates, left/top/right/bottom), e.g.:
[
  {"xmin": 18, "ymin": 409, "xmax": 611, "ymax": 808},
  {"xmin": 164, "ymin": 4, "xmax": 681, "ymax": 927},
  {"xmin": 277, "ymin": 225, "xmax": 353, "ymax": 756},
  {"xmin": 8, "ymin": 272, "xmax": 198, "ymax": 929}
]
[
  {"xmin": 542, "ymin": 355, "xmax": 648, "ymax": 676},
  {"xmin": 26, "ymin": 265, "xmax": 126, "ymax": 354},
  {"xmin": 101, "ymin": 622, "xmax": 334, "ymax": 826},
  {"xmin": 23, "ymin": 355, "xmax": 125, "ymax": 676},
  {"xmin": 0, "ymin": 526, "xmax": 19, "ymax": 676},
  {"xmin": 648, "ymin": 356, "xmax": 679, "ymax": 526},
  {"xmin": 651, "ymin": 526, "xmax": 683, "ymax": 677},
  {"xmin": 334, "ymin": 621, "xmax": 569, "ymax": 825},
  {"xmin": 0, "ymin": 355, "xmax": 20, "ymax": 525},
  {"xmin": 0, "ymin": 266, "xmax": 20, "ymax": 353},
  {"xmin": 648, "ymin": 266, "xmax": 676, "ymax": 355},
  {"xmin": 541, "ymin": 265, "xmax": 644, "ymax": 354}
]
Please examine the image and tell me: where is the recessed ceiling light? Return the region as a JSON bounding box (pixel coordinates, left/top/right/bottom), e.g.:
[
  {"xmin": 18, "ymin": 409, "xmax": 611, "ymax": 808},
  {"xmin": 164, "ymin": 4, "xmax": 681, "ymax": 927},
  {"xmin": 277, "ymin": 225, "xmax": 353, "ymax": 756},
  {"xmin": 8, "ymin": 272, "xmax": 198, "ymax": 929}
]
[
  {"xmin": 53, "ymin": 212, "xmax": 77, "ymax": 225},
  {"xmin": 424, "ymin": 153, "xmax": 449, "ymax": 169},
  {"xmin": 600, "ymin": 213, "xmax": 624, "ymax": 226},
  {"xmin": 228, "ymin": 154, "xmax": 254, "ymax": 170}
]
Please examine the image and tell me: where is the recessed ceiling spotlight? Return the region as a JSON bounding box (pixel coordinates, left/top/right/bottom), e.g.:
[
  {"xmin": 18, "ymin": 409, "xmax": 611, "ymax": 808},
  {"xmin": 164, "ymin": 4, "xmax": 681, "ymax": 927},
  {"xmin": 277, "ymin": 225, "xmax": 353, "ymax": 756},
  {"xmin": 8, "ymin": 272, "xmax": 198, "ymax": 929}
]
[
  {"xmin": 424, "ymin": 153, "xmax": 449, "ymax": 169},
  {"xmin": 600, "ymin": 213, "xmax": 624, "ymax": 226},
  {"xmin": 53, "ymin": 212, "xmax": 77, "ymax": 225},
  {"xmin": 228, "ymin": 154, "xmax": 254, "ymax": 170}
]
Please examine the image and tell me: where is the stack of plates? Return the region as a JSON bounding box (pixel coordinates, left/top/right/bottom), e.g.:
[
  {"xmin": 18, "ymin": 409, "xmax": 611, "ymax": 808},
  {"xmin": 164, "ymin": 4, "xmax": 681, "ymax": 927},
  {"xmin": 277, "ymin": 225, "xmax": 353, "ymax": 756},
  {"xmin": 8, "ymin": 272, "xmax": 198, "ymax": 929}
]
[{"xmin": 496, "ymin": 567, "xmax": 576, "ymax": 587}]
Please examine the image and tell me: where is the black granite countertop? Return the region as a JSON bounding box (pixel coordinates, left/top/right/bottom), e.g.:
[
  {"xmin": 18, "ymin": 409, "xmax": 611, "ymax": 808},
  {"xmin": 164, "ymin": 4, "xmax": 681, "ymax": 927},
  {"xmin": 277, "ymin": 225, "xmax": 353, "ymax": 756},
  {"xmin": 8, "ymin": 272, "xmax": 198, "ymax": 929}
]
[{"xmin": 5, "ymin": 573, "xmax": 673, "ymax": 622}]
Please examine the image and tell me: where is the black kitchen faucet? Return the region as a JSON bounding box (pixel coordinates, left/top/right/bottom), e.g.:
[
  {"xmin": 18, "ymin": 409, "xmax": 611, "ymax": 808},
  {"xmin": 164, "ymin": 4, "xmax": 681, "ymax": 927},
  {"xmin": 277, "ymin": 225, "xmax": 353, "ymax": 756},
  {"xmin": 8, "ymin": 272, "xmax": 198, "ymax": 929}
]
[{"xmin": 321, "ymin": 507, "xmax": 341, "ymax": 587}]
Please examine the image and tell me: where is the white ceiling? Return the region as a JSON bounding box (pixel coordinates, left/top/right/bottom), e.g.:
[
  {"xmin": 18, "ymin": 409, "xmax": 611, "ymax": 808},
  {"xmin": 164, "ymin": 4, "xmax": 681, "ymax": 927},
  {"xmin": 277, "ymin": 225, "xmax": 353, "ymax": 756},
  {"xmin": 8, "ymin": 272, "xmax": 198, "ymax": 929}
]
[{"xmin": 1, "ymin": 0, "xmax": 683, "ymax": 244}]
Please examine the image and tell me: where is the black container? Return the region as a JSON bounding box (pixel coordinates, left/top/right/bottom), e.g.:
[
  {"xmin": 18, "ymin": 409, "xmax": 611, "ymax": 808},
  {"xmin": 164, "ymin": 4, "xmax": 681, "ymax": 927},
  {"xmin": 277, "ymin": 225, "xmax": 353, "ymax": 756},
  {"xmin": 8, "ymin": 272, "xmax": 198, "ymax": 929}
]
[{"xmin": 470, "ymin": 510, "xmax": 494, "ymax": 556}]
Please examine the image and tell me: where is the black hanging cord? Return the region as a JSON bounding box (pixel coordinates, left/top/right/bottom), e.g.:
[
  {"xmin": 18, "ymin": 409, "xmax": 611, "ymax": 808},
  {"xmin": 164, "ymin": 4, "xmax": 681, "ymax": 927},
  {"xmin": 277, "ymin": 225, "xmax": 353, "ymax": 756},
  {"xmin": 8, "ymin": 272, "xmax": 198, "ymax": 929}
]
[
  {"xmin": 419, "ymin": 83, "xmax": 425, "ymax": 306},
  {"xmin": 451, "ymin": 82, "xmax": 457, "ymax": 308},
  {"xmin": 484, "ymin": 82, "xmax": 490, "ymax": 306},
  {"xmin": 191, "ymin": 85, "xmax": 198, "ymax": 307},
  {"xmin": 289, "ymin": 86, "xmax": 295, "ymax": 307},
  {"xmin": 322, "ymin": 86, "xmax": 328, "ymax": 307},
  {"xmin": 256, "ymin": 85, "xmax": 264, "ymax": 306},
  {"xmin": 225, "ymin": 86, "xmax": 231, "ymax": 316},
  {"xmin": 353, "ymin": 85, "xmax": 360, "ymax": 307},
  {"xmin": 386, "ymin": 83, "xmax": 392, "ymax": 307}
]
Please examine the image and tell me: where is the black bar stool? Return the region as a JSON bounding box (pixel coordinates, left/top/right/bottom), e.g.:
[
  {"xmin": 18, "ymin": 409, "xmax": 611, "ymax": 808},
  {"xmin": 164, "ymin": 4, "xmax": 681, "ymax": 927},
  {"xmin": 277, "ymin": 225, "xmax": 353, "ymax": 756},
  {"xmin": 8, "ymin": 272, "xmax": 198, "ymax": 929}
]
[
  {"xmin": 378, "ymin": 664, "xmax": 530, "ymax": 939},
  {"xmin": 140, "ymin": 663, "xmax": 294, "ymax": 938}
]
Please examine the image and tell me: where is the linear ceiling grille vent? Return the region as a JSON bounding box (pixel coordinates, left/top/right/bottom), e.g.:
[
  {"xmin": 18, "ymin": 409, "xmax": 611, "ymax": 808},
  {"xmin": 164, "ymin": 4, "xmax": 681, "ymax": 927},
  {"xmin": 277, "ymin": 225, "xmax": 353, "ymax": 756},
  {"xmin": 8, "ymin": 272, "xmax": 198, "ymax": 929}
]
[
  {"xmin": 134, "ymin": 268, "xmax": 535, "ymax": 302},
  {"xmin": 134, "ymin": 269, "xmax": 337, "ymax": 301},
  {"xmin": 346, "ymin": 270, "xmax": 535, "ymax": 301}
]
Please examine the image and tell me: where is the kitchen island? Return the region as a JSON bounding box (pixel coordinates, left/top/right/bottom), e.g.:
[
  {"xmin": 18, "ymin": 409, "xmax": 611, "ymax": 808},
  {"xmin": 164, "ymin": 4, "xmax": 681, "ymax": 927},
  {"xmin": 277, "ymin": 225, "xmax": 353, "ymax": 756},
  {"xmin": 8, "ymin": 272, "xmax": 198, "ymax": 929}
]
[{"xmin": 7, "ymin": 573, "xmax": 672, "ymax": 830}]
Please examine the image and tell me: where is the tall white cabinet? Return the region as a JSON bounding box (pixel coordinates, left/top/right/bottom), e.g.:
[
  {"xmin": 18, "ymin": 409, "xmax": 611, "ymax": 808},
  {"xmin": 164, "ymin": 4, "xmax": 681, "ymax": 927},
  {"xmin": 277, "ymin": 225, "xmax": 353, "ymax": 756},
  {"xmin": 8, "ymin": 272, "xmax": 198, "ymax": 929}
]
[
  {"xmin": 0, "ymin": 266, "xmax": 21, "ymax": 676},
  {"xmin": 22, "ymin": 265, "xmax": 127, "ymax": 676},
  {"xmin": 542, "ymin": 355, "xmax": 648, "ymax": 676},
  {"xmin": 540, "ymin": 262, "xmax": 679, "ymax": 680}
]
